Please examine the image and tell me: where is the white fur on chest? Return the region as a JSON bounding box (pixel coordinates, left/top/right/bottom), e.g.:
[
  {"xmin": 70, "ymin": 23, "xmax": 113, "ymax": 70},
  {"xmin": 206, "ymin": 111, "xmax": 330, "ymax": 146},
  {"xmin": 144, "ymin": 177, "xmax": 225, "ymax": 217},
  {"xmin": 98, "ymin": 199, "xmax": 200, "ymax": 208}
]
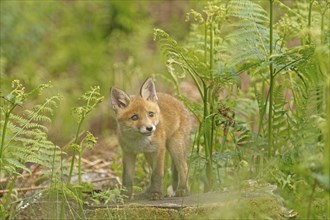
[{"xmin": 119, "ymin": 134, "xmax": 158, "ymax": 154}]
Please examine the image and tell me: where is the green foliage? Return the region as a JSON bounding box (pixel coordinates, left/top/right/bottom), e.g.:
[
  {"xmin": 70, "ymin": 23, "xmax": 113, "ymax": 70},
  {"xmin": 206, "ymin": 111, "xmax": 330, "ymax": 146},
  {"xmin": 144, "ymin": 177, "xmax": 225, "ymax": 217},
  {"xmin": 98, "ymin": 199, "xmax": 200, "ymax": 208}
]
[
  {"xmin": 0, "ymin": 0, "xmax": 164, "ymax": 142},
  {"xmin": 156, "ymin": 0, "xmax": 329, "ymax": 218},
  {"xmin": 0, "ymin": 0, "xmax": 328, "ymax": 219},
  {"xmin": 155, "ymin": 1, "xmax": 242, "ymax": 191},
  {"xmin": 72, "ymin": 86, "xmax": 104, "ymax": 124},
  {"xmin": 67, "ymin": 86, "xmax": 104, "ymax": 185},
  {"xmin": 90, "ymin": 187, "xmax": 127, "ymax": 205},
  {"xmin": 0, "ymin": 81, "xmax": 107, "ymax": 219},
  {"xmin": 226, "ymin": 0, "xmax": 270, "ymax": 67},
  {"xmin": 0, "ymin": 81, "xmax": 62, "ymax": 176},
  {"xmin": 0, "ymin": 80, "xmax": 63, "ymax": 218}
]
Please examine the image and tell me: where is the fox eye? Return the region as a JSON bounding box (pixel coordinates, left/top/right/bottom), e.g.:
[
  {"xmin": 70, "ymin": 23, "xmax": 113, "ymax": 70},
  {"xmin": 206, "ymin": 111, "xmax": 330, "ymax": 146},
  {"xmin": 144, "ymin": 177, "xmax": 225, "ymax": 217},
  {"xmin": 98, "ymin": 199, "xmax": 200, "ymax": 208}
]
[
  {"xmin": 130, "ymin": 114, "xmax": 139, "ymax": 121},
  {"xmin": 148, "ymin": 112, "xmax": 154, "ymax": 117}
]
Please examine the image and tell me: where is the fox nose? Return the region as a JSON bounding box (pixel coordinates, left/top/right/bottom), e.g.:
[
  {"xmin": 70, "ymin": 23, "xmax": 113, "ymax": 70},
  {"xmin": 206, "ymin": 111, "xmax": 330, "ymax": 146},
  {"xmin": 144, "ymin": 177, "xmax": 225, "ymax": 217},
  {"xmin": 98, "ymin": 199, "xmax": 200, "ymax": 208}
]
[{"xmin": 146, "ymin": 126, "xmax": 154, "ymax": 132}]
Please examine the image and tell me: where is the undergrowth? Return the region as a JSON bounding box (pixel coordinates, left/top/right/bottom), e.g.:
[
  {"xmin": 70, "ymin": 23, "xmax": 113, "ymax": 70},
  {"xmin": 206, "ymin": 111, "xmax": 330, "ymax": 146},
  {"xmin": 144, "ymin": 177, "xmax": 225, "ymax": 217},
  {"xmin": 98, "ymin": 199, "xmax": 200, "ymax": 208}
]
[
  {"xmin": 155, "ymin": 0, "xmax": 329, "ymax": 219},
  {"xmin": 0, "ymin": 0, "xmax": 329, "ymax": 219},
  {"xmin": 0, "ymin": 80, "xmax": 104, "ymax": 219}
]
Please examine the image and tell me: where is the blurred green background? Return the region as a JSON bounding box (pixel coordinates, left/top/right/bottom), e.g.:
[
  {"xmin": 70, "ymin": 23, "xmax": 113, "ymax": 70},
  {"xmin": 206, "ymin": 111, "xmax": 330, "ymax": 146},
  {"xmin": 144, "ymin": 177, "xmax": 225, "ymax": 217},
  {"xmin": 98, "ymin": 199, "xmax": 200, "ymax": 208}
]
[
  {"xmin": 0, "ymin": 0, "xmax": 199, "ymax": 144},
  {"xmin": 1, "ymin": 1, "xmax": 329, "ymax": 219}
]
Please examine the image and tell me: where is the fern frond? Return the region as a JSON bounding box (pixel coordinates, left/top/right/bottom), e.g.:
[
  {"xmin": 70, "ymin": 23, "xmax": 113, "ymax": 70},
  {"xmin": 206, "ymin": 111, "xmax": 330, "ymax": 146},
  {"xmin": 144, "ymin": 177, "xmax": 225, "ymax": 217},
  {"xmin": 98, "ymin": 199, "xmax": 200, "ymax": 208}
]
[
  {"xmin": 285, "ymin": 84, "xmax": 324, "ymax": 160},
  {"xmin": 154, "ymin": 28, "xmax": 208, "ymax": 99},
  {"xmin": 235, "ymin": 97, "xmax": 259, "ymax": 120},
  {"xmin": 5, "ymin": 95, "xmax": 61, "ymax": 146},
  {"xmin": 235, "ymin": 122, "xmax": 254, "ymax": 147},
  {"xmin": 73, "ymin": 86, "xmax": 104, "ymax": 122},
  {"xmin": 271, "ymin": 85, "xmax": 290, "ymax": 152},
  {"xmin": 272, "ymin": 45, "xmax": 315, "ymax": 76},
  {"xmin": 10, "ymin": 115, "xmax": 49, "ymax": 132},
  {"xmin": 1, "ymin": 94, "xmax": 62, "ymax": 176},
  {"xmin": 12, "ymin": 136, "xmax": 42, "ymax": 145},
  {"xmin": 227, "ymin": 0, "xmax": 269, "ymax": 24},
  {"xmin": 225, "ymin": 0, "xmax": 271, "ymax": 67},
  {"xmin": 4, "ymin": 158, "xmax": 31, "ymax": 174},
  {"xmin": 155, "ymin": 28, "xmax": 208, "ymax": 76}
]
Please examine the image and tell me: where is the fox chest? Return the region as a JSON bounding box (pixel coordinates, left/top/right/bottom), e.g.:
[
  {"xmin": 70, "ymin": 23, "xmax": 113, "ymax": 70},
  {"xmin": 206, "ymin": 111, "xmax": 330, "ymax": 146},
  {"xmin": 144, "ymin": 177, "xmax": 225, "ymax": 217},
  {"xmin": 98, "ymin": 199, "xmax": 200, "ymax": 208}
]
[{"xmin": 119, "ymin": 135, "xmax": 158, "ymax": 154}]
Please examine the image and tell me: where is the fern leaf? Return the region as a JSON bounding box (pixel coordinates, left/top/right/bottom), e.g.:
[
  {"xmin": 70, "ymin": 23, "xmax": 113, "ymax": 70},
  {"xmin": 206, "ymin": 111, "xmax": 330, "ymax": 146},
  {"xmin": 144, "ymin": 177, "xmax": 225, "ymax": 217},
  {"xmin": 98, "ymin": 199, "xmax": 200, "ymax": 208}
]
[
  {"xmin": 227, "ymin": 0, "xmax": 269, "ymax": 24},
  {"xmin": 1, "ymin": 93, "xmax": 63, "ymax": 176},
  {"xmin": 5, "ymin": 158, "xmax": 31, "ymax": 174}
]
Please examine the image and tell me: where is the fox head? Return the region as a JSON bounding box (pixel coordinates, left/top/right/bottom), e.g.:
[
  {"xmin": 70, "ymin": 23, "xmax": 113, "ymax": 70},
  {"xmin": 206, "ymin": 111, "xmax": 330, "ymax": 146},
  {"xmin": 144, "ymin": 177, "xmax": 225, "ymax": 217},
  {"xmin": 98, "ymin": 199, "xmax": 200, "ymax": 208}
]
[{"xmin": 110, "ymin": 78, "xmax": 160, "ymax": 137}]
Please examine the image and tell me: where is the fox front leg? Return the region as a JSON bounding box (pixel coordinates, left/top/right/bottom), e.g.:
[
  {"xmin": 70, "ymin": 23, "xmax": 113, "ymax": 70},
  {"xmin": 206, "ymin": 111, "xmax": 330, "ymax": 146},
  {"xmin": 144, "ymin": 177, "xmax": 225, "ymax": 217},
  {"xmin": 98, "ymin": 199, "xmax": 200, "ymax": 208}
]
[
  {"xmin": 167, "ymin": 133, "xmax": 189, "ymax": 197},
  {"xmin": 144, "ymin": 149, "xmax": 165, "ymax": 200},
  {"xmin": 122, "ymin": 152, "xmax": 136, "ymax": 199}
]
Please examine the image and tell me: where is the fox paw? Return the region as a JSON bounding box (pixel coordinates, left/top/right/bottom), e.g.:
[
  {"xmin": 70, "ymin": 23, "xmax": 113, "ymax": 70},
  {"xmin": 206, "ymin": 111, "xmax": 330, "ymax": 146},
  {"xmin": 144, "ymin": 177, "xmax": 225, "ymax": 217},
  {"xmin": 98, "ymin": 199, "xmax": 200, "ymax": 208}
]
[
  {"xmin": 175, "ymin": 188, "xmax": 189, "ymax": 197},
  {"xmin": 134, "ymin": 191, "xmax": 163, "ymax": 200},
  {"xmin": 148, "ymin": 192, "xmax": 163, "ymax": 200}
]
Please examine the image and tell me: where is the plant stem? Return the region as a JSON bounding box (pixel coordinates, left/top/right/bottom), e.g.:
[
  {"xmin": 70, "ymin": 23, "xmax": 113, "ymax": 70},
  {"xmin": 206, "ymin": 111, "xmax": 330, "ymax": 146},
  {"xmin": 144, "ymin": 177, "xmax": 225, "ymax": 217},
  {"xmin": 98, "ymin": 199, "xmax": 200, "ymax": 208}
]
[
  {"xmin": 50, "ymin": 141, "xmax": 58, "ymax": 187},
  {"xmin": 210, "ymin": 22, "xmax": 214, "ymax": 80},
  {"xmin": 220, "ymin": 122, "xmax": 230, "ymax": 153},
  {"xmin": 180, "ymin": 55, "xmax": 204, "ymax": 98},
  {"xmin": 67, "ymin": 117, "xmax": 84, "ymax": 184},
  {"xmin": 203, "ymin": 81, "xmax": 212, "ymax": 191},
  {"xmin": 307, "ymin": 0, "xmax": 314, "ymax": 45},
  {"xmin": 0, "ymin": 106, "xmax": 15, "ymax": 181},
  {"xmin": 204, "ymin": 19, "xmax": 216, "ymax": 192},
  {"xmin": 307, "ymin": 180, "xmax": 317, "ymax": 219},
  {"xmin": 78, "ymin": 149, "xmax": 82, "ymax": 185},
  {"xmin": 320, "ymin": 4, "xmax": 327, "ymax": 45},
  {"xmin": 0, "ymin": 107, "xmax": 15, "ymax": 159},
  {"xmin": 204, "ymin": 21, "xmax": 208, "ymax": 63},
  {"xmin": 268, "ymin": 0, "xmax": 275, "ymax": 157},
  {"xmin": 67, "ymin": 152, "xmax": 76, "ymax": 185},
  {"xmin": 209, "ymin": 21, "xmax": 215, "ymax": 190},
  {"xmin": 2, "ymin": 174, "xmax": 17, "ymax": 219},
  {"xmin": 257, "ymin": 82, "xmax": 269, "ymax": 137},
  {"xmin": 307, "ymin": 0, "xmax": 323, "ymax": 142}
]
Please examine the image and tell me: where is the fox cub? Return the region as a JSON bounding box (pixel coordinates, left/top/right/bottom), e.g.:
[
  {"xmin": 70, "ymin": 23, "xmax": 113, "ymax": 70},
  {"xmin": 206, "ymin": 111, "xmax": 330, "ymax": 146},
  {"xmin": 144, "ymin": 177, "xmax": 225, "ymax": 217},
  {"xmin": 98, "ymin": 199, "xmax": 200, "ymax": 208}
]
[{"xmin": 110, "ymin": 77, "xmax": 191, "ymax": 200}]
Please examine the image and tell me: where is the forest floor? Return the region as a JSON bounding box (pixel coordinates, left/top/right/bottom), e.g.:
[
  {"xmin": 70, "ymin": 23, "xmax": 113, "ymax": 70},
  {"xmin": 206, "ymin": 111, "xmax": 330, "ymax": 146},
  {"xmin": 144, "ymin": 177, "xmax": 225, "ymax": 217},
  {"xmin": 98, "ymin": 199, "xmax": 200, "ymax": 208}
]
[
  {"xmin": 9, "ymin": 128, "xmax": 295, "ymax": 219},
  {"xmin": 16, "ymin": 179, "xmax": 292, "ymax": 219}
]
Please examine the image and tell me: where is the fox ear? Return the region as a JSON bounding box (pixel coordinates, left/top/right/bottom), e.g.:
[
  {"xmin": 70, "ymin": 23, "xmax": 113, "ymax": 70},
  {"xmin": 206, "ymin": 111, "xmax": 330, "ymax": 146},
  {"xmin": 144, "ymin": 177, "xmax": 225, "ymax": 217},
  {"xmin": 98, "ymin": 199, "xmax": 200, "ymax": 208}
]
[
  {"xmin": 110, "ymin": 87, "xmax": 130, "ymax": 111},
  {"xmin": 140, "ymin": 77, "xmax": 158, "ymax": 102}
]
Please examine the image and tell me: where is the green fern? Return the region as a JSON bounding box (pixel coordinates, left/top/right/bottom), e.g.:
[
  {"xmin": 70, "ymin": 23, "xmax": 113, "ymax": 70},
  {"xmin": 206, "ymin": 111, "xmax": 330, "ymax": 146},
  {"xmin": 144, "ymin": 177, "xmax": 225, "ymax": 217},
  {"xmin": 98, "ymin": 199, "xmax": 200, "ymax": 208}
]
[
  {"xmin": 0, "ymin": 82, "xmax": 62, "ymax": 176},
  {"xmin": 154, "ymin": 28, "xmax": 206, "ymax": 97},
  {"xmin": 0, "ymin": 80, "xmax": 63, "ymax": 218},
  {"xmin": 67, "ymin": 86, "xmax": 103, "ymax": 185},
  {"xmin": 155, "ymin": 3, "xmax": 328, "ymax": 213},
  {"xmin": 155, "ymin": 1, "xmax": 251, "ymax": 192},
  {"xmin": 270, "ymin": 85, "xmax": 290, "ymax": 155},
  {"xmin": 226, "ymin": 0, "xmax": 271, "ymax": 68},
  {"xmin": 289, "ymin": 85, "xmax": 323, "ymax": 152},
  {"xmin": 72, "ymin": 86, "xmax": 104, "ymax": 123}
]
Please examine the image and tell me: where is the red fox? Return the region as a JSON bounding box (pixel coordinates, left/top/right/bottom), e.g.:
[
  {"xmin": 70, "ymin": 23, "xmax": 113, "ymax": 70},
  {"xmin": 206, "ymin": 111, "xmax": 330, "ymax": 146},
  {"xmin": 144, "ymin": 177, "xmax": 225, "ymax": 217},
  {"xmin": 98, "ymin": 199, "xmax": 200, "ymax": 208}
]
[{"xmin": 110, "ymin": 77, "xmax": 191, "ymax": 200}]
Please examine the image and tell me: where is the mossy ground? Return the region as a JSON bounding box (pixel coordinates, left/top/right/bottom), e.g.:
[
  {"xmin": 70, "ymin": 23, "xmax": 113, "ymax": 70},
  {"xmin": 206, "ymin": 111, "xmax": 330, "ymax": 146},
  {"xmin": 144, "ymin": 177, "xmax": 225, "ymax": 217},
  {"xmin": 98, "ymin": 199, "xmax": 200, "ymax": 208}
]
[
  {"xmin": 17, "ymin": 185, "xmax": 288, "ymax": 219},
  {"xmin": 90, "ymin": 195, "xmax": 286, "ymax": 220}
]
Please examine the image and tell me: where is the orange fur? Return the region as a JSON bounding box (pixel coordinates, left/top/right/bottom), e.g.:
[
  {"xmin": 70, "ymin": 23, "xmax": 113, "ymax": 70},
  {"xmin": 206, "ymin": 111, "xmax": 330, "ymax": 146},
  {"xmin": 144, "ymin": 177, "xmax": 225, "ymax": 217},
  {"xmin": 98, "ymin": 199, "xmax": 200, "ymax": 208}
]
[{"xmin": 110, "ymin": 78, "xmax": 191, "ymax": 200}]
